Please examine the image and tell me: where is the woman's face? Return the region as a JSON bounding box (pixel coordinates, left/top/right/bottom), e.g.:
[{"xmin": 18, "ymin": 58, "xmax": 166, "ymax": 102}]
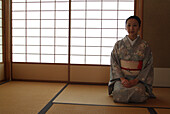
[{"xmin": 126, "ymin": 18, "xmax": 140, "ymax": 37}]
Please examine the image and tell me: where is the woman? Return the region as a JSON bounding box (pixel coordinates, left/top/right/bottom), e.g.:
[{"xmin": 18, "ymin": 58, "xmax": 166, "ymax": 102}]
[{"xmin": 108, "ymin": 16, "xmax": 155, "ymax": 103}]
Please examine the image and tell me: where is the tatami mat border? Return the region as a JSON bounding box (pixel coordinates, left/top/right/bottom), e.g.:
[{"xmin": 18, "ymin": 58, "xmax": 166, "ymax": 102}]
[
  {"xmin": 147, "ymin": 107, "xmax": 157, "ymax": 114},
  {"xmin": 0, "ymin": 81, "xmax": 10, "ymax": 85},
  {"xmin": 38, "ymin": 83, "xmax": 68, "ymax": 114},
  {"xmin": 52, "ymin": 102, "xmax": 170, "ymax": 109},
  {"xmin": 53, "ymin": 102, "xmax": 158, "ymax": 114}
]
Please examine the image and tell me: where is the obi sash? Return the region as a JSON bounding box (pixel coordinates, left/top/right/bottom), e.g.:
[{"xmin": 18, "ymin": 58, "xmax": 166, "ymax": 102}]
[{"xmin": 120, "ymin": 60, "xmax": 143, "ymax": 76}]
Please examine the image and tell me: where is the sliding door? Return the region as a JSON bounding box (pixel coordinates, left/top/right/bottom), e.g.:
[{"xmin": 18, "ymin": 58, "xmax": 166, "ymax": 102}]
[
  {"xmin": 70, "ymin": 0, "xmax": 134, "ymax": 83},
  {"xmin": 11, "ymin": 0, "xmax": 135, "ymax": 83}
]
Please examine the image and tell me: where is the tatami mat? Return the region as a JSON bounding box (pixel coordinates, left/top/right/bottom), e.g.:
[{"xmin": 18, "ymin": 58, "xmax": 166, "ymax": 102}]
[
  {"xmin": 53, "ymin": 84, "xmax": 170, "ymax": 108},
  {"xmin": 155, "ymin": 108, "xmax": 170, "ymax": 114},
  {"xmin": 47, "ymin": 104, "xmax": 150, "ymax": 114},
  {"xmin": 0, "ymin": 81, "xmax": 66, "ymax": 114}
]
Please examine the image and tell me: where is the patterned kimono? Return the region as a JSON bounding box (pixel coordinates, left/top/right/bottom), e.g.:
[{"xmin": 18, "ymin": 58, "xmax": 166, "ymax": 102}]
[{"xmin": 108, "ymin": 35, "xmax": 155, "ymax": 103}]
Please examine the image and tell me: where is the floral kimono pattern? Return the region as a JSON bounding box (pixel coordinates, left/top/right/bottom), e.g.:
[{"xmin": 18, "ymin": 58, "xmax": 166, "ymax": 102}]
[{"xmin": 108, "ymin": 35, "xmax": 155, "ymax": 103}]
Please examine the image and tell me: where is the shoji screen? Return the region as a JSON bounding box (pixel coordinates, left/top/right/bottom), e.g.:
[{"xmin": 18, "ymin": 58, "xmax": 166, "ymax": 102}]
[
  {"xmin": 12, "ymin": 0, "xmax": 69, "ymax": 81},
  {"xmin": 70, "ymin": 0, "xmax": 134, "ymax": 65},
  {"xmin": 70, "ymin": 0, "xmax": 134, "ymax": 83},
  {"xmin": 12, "ymin": 0, "xmax": 134, "ymax": 65},
  {"xmin": 12, "ymin": 0, "xmax": 69, "ymax": 63},
  {"xmin": 12, "ymin": 0, "xmax": 134, "ymax": 83}
]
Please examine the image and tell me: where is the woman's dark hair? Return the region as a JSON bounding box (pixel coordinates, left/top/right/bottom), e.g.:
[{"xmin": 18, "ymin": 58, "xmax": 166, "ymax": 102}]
[{"xmin": 125, "ymin": 16, "xmax": 141, "ymax": 27}]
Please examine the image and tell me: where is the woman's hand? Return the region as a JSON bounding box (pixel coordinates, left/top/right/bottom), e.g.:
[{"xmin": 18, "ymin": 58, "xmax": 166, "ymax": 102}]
[
  {"xmin": 129, "ymin": 79, "xmax": 139, "ymax": 87},
  {"xmin": 120, "ymin": 77, "xmax": 131, "ymax": 88},
  {"xmin": 120, "ymin": 78, "xmax": 139, "ymax": 88}
]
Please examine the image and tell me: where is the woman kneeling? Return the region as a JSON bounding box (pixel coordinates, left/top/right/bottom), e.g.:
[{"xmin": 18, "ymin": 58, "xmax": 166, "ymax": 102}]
[{"xmin": 108, "ymin": 16, "xmax": 155, "ymax": 103}]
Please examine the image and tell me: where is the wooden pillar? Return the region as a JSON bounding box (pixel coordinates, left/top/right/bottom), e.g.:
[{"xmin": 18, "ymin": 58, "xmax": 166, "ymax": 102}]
[
  {"xmin": 4, "ymin": 0, "xmax": 12, "ymax": 81},
  {"xmin": 135, "ymin": 0, "xmax": 144, "ymax": 38}
]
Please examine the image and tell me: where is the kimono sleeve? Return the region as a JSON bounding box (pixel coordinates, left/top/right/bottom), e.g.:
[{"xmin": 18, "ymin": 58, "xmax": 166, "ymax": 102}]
[
  {"xmin": 136, "ymin": 44, "xmax": 154, "ymax": 85},
  {"xmin": 110, "ymin": 43, "xmax": 124, "ymax": 81},
  {"xmin": 108, "ymin": 42, "xmax": 124, "ymax": 95}
]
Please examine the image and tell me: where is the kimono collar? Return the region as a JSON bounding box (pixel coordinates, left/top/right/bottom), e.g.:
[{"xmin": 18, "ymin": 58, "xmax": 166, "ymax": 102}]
[
  {"xmin": 127, "ymin": 36, "xmax": 139, "ymax": 46},
  {"xmin": 123, "ymin": 35, "xmax": 140, "ymax": 49}
]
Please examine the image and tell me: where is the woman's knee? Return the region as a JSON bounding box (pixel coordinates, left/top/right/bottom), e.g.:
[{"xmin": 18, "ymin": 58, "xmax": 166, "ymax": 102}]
[
  {"xmin": 112, "ymin": 90, "xmax": 129, "ymax": 103},
  {"xmin": 130, "ymin": 88, "xmax": 148, "ymax": 103}
]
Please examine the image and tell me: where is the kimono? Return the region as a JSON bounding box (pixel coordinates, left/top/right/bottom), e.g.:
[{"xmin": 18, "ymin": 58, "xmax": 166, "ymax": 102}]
[{"xmin": 108, "ymin": 35, "xmax": 155, "ymax": 103}]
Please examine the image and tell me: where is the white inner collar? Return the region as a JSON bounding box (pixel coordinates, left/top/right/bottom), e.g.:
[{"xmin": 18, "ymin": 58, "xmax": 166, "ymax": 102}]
[{"xmin": 127, "ymin": 36, "xmax": 138, "ymax": 46}]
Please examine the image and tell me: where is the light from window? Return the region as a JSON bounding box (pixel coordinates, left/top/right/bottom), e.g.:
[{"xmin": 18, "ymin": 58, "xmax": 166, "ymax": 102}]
[
  {"xmin": 12, "ymin": 0, "xmax": 134, "ymax": 65},
  {"xmin": 70, "ymin": 0, "xmax": 134, "ymax": 65},
  {"xmin": 12, "ymin": 0, "xmax": 69, "ymax": 63}
]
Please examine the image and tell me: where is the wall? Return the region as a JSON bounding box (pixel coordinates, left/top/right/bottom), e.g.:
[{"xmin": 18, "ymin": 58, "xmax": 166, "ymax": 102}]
[
  {"xmin": 143, "ymin": 0, "xmax": 170, "ymax": 68},
  {"xmin": 143, "ymin": 0, "xmax": 170, "ymax": 87}
]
